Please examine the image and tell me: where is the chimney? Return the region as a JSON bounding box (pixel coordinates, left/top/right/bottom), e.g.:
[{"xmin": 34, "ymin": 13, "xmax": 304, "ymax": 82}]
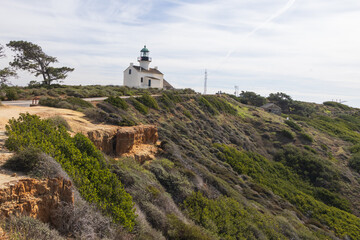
[
  {"xmin": 154, "ymin": 66, "xmax": 158, "ymax": 70},
  {"xmin": 130, "ymin": 63, "xmax": 133, "ymax": 67}
]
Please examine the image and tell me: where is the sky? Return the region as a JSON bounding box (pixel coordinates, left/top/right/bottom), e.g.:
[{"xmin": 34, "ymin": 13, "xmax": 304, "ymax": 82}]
[{"xmin": 0, "ymin": 0, "xmax": 360, "ymax": 107}]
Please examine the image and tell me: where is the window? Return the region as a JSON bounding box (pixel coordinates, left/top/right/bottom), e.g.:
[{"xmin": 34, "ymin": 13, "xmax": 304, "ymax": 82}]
[
  {"xmin": 141, "ymin": 77, "xmax": 143, "ymax": 83},
  {"xmin": 129, "ymin": 69, "xmax": 131, "ymax": 74},
  {"xmin": 148, "ymin": 79, "xmax": 151, "ymax": 87}
]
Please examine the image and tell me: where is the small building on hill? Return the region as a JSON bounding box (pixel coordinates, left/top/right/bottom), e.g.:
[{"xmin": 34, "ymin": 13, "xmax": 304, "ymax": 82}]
[
  {"xmin": 261, "ymin": 103, "xmax": 282, "ymax": 115},
  {"xmin": 123, "ymin": 46, "xmax": 167, "ymax": 89}
]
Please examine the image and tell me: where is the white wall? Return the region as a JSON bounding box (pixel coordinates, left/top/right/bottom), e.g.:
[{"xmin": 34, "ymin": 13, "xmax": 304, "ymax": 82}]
[{"xmin": 123, "ymin": 65, "xmax": 164, "ymax": 89}]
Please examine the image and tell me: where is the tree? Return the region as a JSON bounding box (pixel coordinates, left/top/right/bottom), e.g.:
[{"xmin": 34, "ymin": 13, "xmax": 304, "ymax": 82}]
[
  {"xmin": 268, "ymin": 92, "xmax": 293, "ymax": 112},
  {"xmin": 239, "ymin": 91, "xmax": 267, "ymax": 107},
  {"xmin": 0, "ymin": 44, "xmax": 17, "ymax": 85},
  {"xmin": 7, "ymin": 41, "xmax": 74, "ymax": 85}
]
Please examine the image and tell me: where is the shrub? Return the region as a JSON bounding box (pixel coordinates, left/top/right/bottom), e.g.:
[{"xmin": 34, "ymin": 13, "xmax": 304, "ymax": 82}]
[
  {"xmin": 5, "ymin": 113, "xmax": 136, "ymax": 230},
  {"xmin": 323, "ymin": 101, "xmax": 351, "ymax": 110},
  {"xmin": 130, "ymin": 97, "xmax": 149, "ymax": 114},
  {"xmin": 203, "ymin": 95, "xmax": 237, "ymax": 115},
  {"xmin": 3, "ymin": 147, "xmax": 42, "ymax": 173},
  {"xmin": 349, "ymin": 144, "xmax": 360, "ymax": 154},
  {"xmin": 303, "ymin": 145, "xmax": 317, "ymax": 154},
  {"xmin": 198, "ymin": 96, "xmax": 218, "ymax": 115},
  {"xmin": 39, "ymin": 97, "xmax": 93, "ymax": 111},
  {"xmin": 299, "ymin": 132, "xmax": 314, "ymax": 143},
  {"xmin": 138, "ymin": 93, "xmax": 159, "ymax": 110},
  {"xmin": 84, "ymin": 108, "xmax": 108, "ymax": 122},
  {"xmin": 48, "ymin": 116, "xmax": 71, "ymax": 131},
  {"xmin": 105, "ymin": 96, "xmax": 129, "ymax": 110},
  {"xmin": 284, "ymin": 120, "xmax": 302, "ymax": 131},
  {"xmin": 349, "ymin": 153, "xmax": 360, "ymax": 173},
  {"xmin": 279, "ymin": 129, "xmax": 295, "ymax": 140},
  {"xmin": 183, "ymin": 110, "xmax": 193, "ymax": 120},
  {"xmin": 166, "ymin": 214, "xmax": 213, "ymax": 240},
  {"xmin": 5, "ymin": 216, "xmax": 63, "ymax": 240},
  {"xmin": 5, "ymin": 88, "xmax": 19, "ymax": 100}
]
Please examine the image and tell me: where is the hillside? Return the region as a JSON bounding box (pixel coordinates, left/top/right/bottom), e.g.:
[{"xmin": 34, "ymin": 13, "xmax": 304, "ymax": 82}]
[{"xmin": 1, "ymin": 90, "xmax": 360, "ymax": 239}]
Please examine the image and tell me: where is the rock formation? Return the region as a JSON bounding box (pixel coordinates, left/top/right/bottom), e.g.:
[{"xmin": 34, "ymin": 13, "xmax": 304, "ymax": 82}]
[
  {"xmin": 0, "ymin": 178, "xmax": 73, "ymax": 224},
  {"xmin": 87, "ymin": 125, "xmax": 158, "ymax": 159}
]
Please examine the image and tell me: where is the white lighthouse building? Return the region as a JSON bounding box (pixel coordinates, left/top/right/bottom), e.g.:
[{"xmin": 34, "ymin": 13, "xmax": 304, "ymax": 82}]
[{"xmin": 123, "ymin": 46, "xmax": 164, "ymax": 89}]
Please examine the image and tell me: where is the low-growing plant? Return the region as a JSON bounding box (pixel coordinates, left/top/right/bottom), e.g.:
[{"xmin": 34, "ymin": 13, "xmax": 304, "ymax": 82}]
[
  {"xmin": 105, "ymin": 96, "xmax": 129, "ymax": 110},
  {"xmin": 130, "ymin": 97, "xmax": 149, "ymax": 115},
  {"xmin": 279, "ymin": 129, "xmax": 295, "ymax": 140},
  {"xmin": 3, "ymin": 147, "xmax": 42, "ymax": 173},
  {"xmin": 349, "ymin": 153, "xmax": 360, "ymax": 173},
  {"xmin": 138, "ymin": 93, "xmax": 159, "ymax": 110},
  {"xmin": 299, "ymin": 132, "xmax": 314, "ymax": 143},
  {"xmin": 284, "ymin": 120, "xmax": 302, "ymax": 131},
  {"xmin": 48, "ymin": 116, "xmax": 71, "ymax": 131}
]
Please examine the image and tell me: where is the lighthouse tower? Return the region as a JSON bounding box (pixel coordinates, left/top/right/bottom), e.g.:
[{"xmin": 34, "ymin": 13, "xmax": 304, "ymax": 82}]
[{"xmin": 138, "ymin": 45, "xmax": 151, "ymax": 70}]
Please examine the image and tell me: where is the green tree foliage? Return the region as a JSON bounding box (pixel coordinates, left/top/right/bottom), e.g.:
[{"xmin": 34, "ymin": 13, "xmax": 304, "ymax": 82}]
[
  {"xmin": 239, "ymin": 91, "xmax": 267, "ymax": 107},
  {"xmin": 0, "ymin": 44, "xmax": 17, "ymax": 84},
  {"xmin": 268, "ymin": 92, "xmax": 293, "ymax": 112},
  {"xmin": 5, "ymin": 113, "xmax": 136, "ymax": 230},
  {"xmin": 7, "ymin": 41, "xmax": 74, "ymax": 85},
  {"xmin": 104, "ymin": 96, "xmax": 129, "ymax": 110}
]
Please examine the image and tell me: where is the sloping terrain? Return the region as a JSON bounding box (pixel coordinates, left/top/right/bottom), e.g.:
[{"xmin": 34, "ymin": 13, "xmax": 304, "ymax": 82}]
[{"xmin": 2, "ymin": 92, "xmax": 360, "ymax": 239}]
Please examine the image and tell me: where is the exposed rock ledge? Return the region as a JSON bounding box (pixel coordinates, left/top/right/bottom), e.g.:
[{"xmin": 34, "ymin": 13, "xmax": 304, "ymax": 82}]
[
  {"xmin": 0, "ymin": 178, "xmax": 73, "ymax": 224},
  {"xmin": 87, "ymin": 125, "xmax": 158, "ymax": 160}
]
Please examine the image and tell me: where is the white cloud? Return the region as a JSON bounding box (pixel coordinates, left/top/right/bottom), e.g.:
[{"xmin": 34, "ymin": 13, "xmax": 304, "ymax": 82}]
[{"xmin": 0, "ymin": 0, "xmax": 360, "ymax": 107}]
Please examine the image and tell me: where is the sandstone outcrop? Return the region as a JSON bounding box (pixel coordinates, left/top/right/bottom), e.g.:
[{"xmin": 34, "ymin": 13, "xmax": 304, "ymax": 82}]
[
  {"xmin": 87, "ymin": 125, "xmax": 158, "ymax": 159},
  {"xmin": 0, "ymin": 178, "xmax": 73, "ymax": 224}
]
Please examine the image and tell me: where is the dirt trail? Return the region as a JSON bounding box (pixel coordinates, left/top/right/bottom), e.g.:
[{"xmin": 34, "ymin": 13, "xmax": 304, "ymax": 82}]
[{"xmin": 0, "ymin": 105, "xmax": 119, "ymax": 188}]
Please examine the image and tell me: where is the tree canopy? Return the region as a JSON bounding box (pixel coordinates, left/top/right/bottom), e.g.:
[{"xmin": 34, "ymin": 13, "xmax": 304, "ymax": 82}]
[
  {"xmin": 0, "ymin": 44, "xmax": 17, "ymax": 85},
  {"xmin": 7, "ymin": 41, "xmax": 74, "ymax": 85}
]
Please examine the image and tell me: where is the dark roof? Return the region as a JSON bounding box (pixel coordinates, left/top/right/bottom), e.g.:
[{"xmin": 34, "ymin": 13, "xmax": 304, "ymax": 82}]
[
  {"xmin": 261, "ymin": 103, "xmax": 281, "ymax": 110},
  {"xmin": 133, "ymin": 66, "xmax": 163, "ymax": 75},
  {"xmin": 163, "ymin": 79, "xmax": 174, "ymax": 89}
]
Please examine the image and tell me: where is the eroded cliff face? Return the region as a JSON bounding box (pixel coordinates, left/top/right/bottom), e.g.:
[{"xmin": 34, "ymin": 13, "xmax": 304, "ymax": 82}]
[
  {"xmin": 0, "ymin": 178, "xmax": 73, "ymax": 224},
  {"xmin": 87, "ymin": 125, "xmax": 158, "ymax": 161}
]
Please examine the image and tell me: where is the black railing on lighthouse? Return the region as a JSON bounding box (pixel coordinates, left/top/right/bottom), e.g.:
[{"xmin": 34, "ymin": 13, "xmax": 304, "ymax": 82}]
[{"xmin": 138, "ymin": 56, "xmax": 152, "ymax": 61}]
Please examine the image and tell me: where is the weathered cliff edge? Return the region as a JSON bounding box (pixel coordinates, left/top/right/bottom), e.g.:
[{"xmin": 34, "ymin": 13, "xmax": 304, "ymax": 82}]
[
  {"xmin": 87, "ymin": 125, "xmax": 158, "ymax": 161},
  {"xmin": 0, "ymin": 178, "xmax": 73, "ymax": 224}
]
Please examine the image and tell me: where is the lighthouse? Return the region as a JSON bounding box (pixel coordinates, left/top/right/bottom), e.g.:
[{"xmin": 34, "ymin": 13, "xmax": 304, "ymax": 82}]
[
  {"xmin": 123, "ymin": 45, "xmax": 169, "ymax": 89},
  {"xmin": 138, "ymin": 45, "xmax": 151, "ymax": 70}
]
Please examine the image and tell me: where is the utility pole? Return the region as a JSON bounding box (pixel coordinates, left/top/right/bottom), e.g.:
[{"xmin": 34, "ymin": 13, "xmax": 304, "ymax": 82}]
[{"xmin": 204, "ymin": 69, "xmax": 207, "ymax": 95}]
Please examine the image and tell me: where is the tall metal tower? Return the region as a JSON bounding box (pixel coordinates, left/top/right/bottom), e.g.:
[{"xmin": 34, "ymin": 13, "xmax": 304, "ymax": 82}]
[
  {"xmin": 204, "ymin": 69, "xmax": 207, "ymax": 95},
  {"xmin": 234, "ymin": 85, "xmax": 239, "ymax": 97}
]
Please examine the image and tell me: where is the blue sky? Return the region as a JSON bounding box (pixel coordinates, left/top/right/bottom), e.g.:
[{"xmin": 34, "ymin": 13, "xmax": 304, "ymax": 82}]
[{"xmin": 1, "ymin": 0, "xmax": 360, "ymax": 106}]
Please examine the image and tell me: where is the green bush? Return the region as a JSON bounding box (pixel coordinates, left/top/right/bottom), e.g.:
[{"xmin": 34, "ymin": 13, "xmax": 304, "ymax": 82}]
[
  {"xmin": 48, "ymin": 116, "xmax": 71, "ymax": 131},
  {"xmin": 166, "ymin": 214, "xmax": 214, "ymax": 240},
  {"xmin": 349, "ymin": 153, "xmax": 360, "ymax": 173},
  {"xmin": 39, "ymin": 97, "xmax": 93, "ymax": 111},
  {"xmin": 3, "ymin": 147, "xmax": 42, "ymax": 173},
  {"xmin": 284, "ymin": 120, "xmax": 302, "ymax": 131},
  {"xmin": 130, "ymin": 97, "xmax": 149, "ymax": 114},
  {"xmin": 349, "ymin": 144, "xmax": 360, "ymax": 154},
  {"xmin": 300, "ymin": 132, "xmax": 314, "ymax": 142},
  {"xmin": 138, "ymin": 93, "xmax": 159, "ymax": 110},
  {"xmin": 198, "ymin": 96, "xmax": 218, "ymax": 115},
  {"xmin": 323, "ymin": 101, "xmax": 351, "ymax": 110},
  {"xmin": 279, "ymin": 129, "xmax": 295, "ymax": 140},
  {"xmin": 304, "ymin": 145, "xmax": 317, "ymax": 154},
  {"xmin": 105, "ymin": 96, "xmax": 129, "ymax": 110},
  {"xmin": 5, "ymin": 113, "xmax": 136, "ymax": 230},
  {"xmin": 5, "ymin": 88, "xmax": 19, "ymax": 100},
  {"xmin": 183, "ymin": 192, "xmax": 284, "ymax": 239},
  {"xmin": 214, "ymin": 144, "xmax": 359, "ymax": 238},
  {"xmin": 203, "ymin": 95, "xmax": 237, "ymax": 115}
]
